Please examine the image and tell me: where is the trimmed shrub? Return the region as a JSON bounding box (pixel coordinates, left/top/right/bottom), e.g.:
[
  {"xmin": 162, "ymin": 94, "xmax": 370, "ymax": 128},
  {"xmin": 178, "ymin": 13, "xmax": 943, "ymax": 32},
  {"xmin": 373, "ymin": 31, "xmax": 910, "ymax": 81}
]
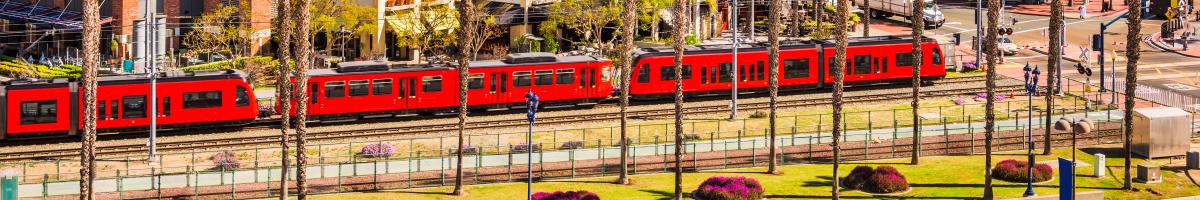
[
  {"xmin": 692, "ymin": 176, "xmax": 765, "ymax": 200},
  {"xmin": 455, "ymin": 144, "xmax": 479, "ymax": 155},
  {"xmin": 359, "ymin": 143, "xmax": 395, "ymax": 158},
  {"xmin": 683, "ymin": 133, "xmax": 703, "ymax": 141},
  {"xmin": 843, "ymin": 166, "xmax": 875, "ymax": 190},
  {"xmin": 842, "ymin": 165, "xmax": 910, "ymax": 194},
  {"xmin": 209, "ymin": 151, "xmax": 241, "ymax": 170},
  {"xmin": 560, "ymin": 141, "xmax": 585, "ymax": 150},
  {"xmin": 512, "ymin": 143, "xmax": 541, "ymax": 153},
  {"xmin": 531, "ymin": 190, "xmax": 600, "ymax": 200},
  {"xmin": 749, "ymin": 111, "xmax": 768, "ymax": 118},
  {"xmin": 962, "ymin": 61, "xmax": 979, "ymax": 71},
  {"xmin": 992, "ymin": 159, "xmax": 1053, "ymax": 183}
]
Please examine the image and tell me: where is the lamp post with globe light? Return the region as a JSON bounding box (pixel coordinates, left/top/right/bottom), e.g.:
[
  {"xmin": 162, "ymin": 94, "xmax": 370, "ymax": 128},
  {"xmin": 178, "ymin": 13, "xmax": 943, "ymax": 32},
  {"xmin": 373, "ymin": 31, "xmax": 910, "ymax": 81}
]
[{"xmin": 1022, "ymin": 64, "xmax": 1040, "ymax": 197}]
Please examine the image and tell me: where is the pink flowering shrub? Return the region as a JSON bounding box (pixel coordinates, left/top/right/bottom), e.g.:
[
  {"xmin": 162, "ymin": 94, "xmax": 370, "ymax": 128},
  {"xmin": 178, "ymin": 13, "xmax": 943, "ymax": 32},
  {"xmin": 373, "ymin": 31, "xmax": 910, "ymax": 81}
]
[
  {"xmin": 531, "ymin": 190, "xmax": 600, "ymax": 200},
  {"xmin": 992, "ymin": 159, "xmax": 1053, "ymax": 182},
  {"xmin": 692, "ymin": 176, "xmax": 765, "ymax": 200},
  {"xmin": 953, "ymin": 98, "xmax": 968, "ymax": 105},
  {"xmin": 842, "ymin": 165, "xmax": 910, "ymax": 194},
  {"xmin": 359, "ymin": 143, "xmax": 395, "ymax": 158},
  {"xmin": 843, "ymin": 166, "xmax": 875, "ymax": 189},
  {"xmin": 209, "ymin": 151, "xmax": 241, "ymax": 170}
]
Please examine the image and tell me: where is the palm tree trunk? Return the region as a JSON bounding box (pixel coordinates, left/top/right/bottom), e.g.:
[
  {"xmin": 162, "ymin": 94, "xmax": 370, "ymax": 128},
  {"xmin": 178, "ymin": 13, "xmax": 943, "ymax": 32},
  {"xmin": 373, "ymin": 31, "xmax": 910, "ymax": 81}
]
[
  {"xmin": 984, "ymin": 0, "xmax": 1001, "ymax": 197},
  {"xmin": 766, "ymin": 0, "xmax": 781, "ymax": 175},
  {"xmin": 863, "ymin": 0, "xmax": 870, "ymax": 37},
  {"xmin": 832, "ymin": 0, "xmax": 849, "ymax": 197},
  {"xmin": 910, "ymin": 0, "xmax": 925, "ymax": 165},
  {"xmin": 453, "ymin": 0, "xmax": 479, "ymax": 195},
  {"xmin": 79, "ymin": 0, "xmax": 100, "ymax": 198},
  {"xmin": 618, "ymin": 0, "xmax": 637, "ymax": 185},
  {"xmin": 1046, "ymin": 0, "xmax": 1063, "ymax": 156},
  {"xmin": 1123, "ymin": 0, "xmax": 1141, "ymax": 190},
  {"xmin": 672, "ymin": 0, "xmax": 687, "ymax": 198},
  {"xmin": 293, "ymin": 0, "xmax": 313, "ymax": 197},
  {"xmin": 274, "ymin": 0, "xmax": 294, "ymax": 197}
]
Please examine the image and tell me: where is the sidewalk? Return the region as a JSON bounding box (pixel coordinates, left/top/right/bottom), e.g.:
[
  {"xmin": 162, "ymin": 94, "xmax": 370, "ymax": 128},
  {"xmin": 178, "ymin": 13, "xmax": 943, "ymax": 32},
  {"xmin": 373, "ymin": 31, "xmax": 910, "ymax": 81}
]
[
  {"xmin": 1147, "ymin": 30, "xmax": 1200, "ymax": 58},
  {"xmin": 1008, "ymin": 0, "xmax": 1129, "ymax": 18}
]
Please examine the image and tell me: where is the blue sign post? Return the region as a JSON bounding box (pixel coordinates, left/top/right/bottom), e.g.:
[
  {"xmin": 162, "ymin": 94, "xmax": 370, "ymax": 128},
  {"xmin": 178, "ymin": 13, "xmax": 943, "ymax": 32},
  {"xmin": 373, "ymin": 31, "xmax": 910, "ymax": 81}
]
[{"xmin": 1059, "ymin": 158, "xmax": 1075, "ymax": 200}]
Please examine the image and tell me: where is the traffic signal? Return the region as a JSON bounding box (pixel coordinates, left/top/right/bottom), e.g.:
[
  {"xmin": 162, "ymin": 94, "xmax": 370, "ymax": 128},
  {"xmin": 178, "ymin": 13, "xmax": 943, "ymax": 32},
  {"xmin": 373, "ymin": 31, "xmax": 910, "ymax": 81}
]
[{"xmin": 1092, "ymin": 34, "xmax": 1103, "ymax": 51}]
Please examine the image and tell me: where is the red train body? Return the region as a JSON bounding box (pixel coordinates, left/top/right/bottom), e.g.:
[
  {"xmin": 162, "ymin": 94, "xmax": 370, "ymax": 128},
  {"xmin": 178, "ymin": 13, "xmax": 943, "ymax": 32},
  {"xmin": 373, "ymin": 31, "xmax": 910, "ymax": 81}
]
[
  {"xmin": 628, "ymin": 35, "xmax": 947, "ymax": 99},
  {"xmin": 0, "ymin": 70, "xmax": 258, "ymax": 139}
]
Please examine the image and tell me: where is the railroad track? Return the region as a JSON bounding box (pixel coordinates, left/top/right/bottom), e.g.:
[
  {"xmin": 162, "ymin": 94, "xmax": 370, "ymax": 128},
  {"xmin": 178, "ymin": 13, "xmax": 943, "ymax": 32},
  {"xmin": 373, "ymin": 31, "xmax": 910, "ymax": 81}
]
[{"xmin": 0, "ymin": 76, "xmax": 1015, "ymax": 162}]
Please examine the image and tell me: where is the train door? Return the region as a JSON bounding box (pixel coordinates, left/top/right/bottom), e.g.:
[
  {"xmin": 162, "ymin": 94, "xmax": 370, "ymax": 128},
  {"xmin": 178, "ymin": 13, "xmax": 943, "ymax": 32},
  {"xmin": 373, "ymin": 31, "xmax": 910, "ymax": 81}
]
[
  {"xmin": 489, "ymin": 72, "xmax": 508, "ymax": 105},
  {"xmin": 579, "ymin": 67, "xmax": 591, "ymax": 98},
  {"xmin": 396, "ymin": 77, "xmax": 414, "ymax": 111}
]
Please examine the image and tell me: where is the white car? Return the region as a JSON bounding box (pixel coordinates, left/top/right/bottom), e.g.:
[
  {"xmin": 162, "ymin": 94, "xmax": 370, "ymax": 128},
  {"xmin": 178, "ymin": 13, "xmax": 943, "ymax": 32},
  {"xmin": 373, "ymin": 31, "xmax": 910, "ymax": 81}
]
[{"xmin": 998, "ymin": 37, "xmax": 1018, "ymax": 55}]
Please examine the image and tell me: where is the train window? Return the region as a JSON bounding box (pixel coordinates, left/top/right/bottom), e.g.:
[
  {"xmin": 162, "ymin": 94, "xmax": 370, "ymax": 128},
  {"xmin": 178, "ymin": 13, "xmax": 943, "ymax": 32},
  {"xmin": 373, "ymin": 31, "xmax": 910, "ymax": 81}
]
[
  {"xmin": 637, "ymin": 64, "xmax": 650, "ymax": 83},
  {"xmin": 873, "ymin": 58, "xmax": 881, "ymax": 73},
  {"xmin": 98, "ymin": 101, "xmax": 107, "ymax": 120},
  {"xmin": 236, "ymin": 86, "xmax": 251, "ymax": 106},
  {"xmin": 110, "ymin": 100, "xmax": 119, "ymax": 119},
  {"xmin": 513, "ymin": 71, "xmax": 532, "ymax": 87},
  {"xmin": 682, "ymin": 65, "xmax": 692, "ymax": 80},
  {"xmin": 409, "ymin": 79, "xmax": 417, "ymax": 96},
  {"xmin": 348, "ymin": 80, "xmax": 370, "ymax": 96},
  {"xmin": 372, "ymin": 79, "xmax": 393, "ymax": 95},
  {"xmin": 423, "ymin": 75, "xmax": 443, "ymax": 92},
  {"xmin": 756, "ymin": 61, "xmax": 765, "ymax": 80},
  {"xmin": 534, "ymin": 70, "xmax": 554, "ymax": 86},
  {"xmin": 659, "ymin": 66, "xmax": 674, "ymax": 80},
  {"xmin": 183, "ymin": 91, "xmax": 223, "ymax": 108},
  {"xmin": 163, "ymin": 97, "xmax": 171, "ymax": 116},
  {"xmin": 19, "ymin": 100, "xmax": 56, "ymax": 124},
  {"xmin": 700, "ymin": 66, "xmax": 708, "ymax": 83},
  {"xmin": 718, "ymin": 63, "xmax": 732, "ymax": 83},
  {"xmin": 895, "ymin": 52, "xmax": 915, "ymax": 67},
  {"xmin": 122, "ymin": 95, "xmax": 147, "ymax": 119},
  {"xmin": 882, "ymin": 57, "xmax": 889, "ymax": 73},
  {"xmin": 784, "ymin": 59, "xmax": 810, "ymax": 78},
  {"xmin": 468, "ymin": 74, "xmax": 485, "ymax": 89},
  {"xmin": 325, "ymin": 81, "xmax": 346, "ymax": 98},
  {"xmin": 738, "ymin": 65, "xmax": 746, "ymax": 81},
  {"xmin": 854, "ymin": 55, "xmax": 872, "ymax": 74},
  {"xmin": 931, "ymin": 48, "xmax": 943, "ymax": 65},
  {"xmin": 311, "ymin": 85, "xmax": 320, "ymax": 103},
  {"xmin": 556, "ymin": 69, "xmax": 575, "ymax": 84}
]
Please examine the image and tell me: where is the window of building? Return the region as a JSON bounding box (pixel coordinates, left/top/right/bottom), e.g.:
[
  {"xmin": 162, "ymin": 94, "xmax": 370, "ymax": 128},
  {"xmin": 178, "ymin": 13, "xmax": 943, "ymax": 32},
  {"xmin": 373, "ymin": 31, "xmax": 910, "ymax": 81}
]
[
  {"xmin": 348, "ymin": 80, "xmax": 370, "ymax": 96},
  {"xmin": 854, "ymin": 55, "xmax": 872, "ymax": 74},
  {"xmin": 183, "ymin": 91, "xmax": 222, "ymax": 109},
  {"xmin": 896, "ymin": 52, "xmax": 915, "ymax": 67},
  {"xmin": 372, "ymin": 79, "xmax": 392, "ymax": 95},
  {"xmin": 637, "ymin": 64, "xmax": 650, "ymax": 83},
  {"xmin": 236, "ymin": 86, "xmax": 250, "ymax": 106},
  {"xmin": 556, "ymin": 69, "xmax": 575, "ymax": 84},
  {"xmin": 468, "ymin": 74, "xmax": 485, "ymax": 89},
  {"xmin": 784, "ymin": 59, "xmax": 810, "ymax": 78},
  {"xmin": 122, "ymin": 95, "xmax": 147, "ymax": 119},
  {"xmin": 513, "ymin": 71, "xmax": 532, "ymax": 87},
  {"xmin": 325, "ymin": 81, "xmax": 346, "ymax": 98},
  {"xmin": 534, "ymin": 70, "xmax": 554, "ymax": 85},
  {"xmin": 422, "ymin": 75, "xmax": 443, "ymax": 92},
  {"xmin": 19, "ymin": 100, "xmax": 56, "ymax": 124}
]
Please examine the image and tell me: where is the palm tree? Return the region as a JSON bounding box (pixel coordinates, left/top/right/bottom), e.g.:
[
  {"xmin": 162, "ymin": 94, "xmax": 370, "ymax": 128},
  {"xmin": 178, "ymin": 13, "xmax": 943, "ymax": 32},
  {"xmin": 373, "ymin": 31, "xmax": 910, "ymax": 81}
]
[
  {"xmin": 983, "ymin": 0, "xmax": 1001, "ymax": 197},
  {"xmin": 766, "ymin": 0, "xmax": 781, "ymax": 175},
  {"xmin": 79, "ymin": 0, "xmax": 100, "ymax": 198},
  {"xmin": 832, "ymin": 0, "xmax": 849, "ymax": 197},
  {"xmin": 274, "ymin": 0, "xmax": 294, "ymax": 197},
  {"xmin": 618, "ymin": 0, "xmax": 637, "ymax": 185},
  {"xmin": 1123, "ymin": 0, "xmax": 1142, "ymax": 190},
  {"xmin": 671, "ymin": 0, "xmax": 687, "ymax": 198},
  {"xmin": 862, "ymin": 0, "xmax": 870, "ymax": 37},
  {"xmin": 910, "ymin": 0, "xmax": 925, "ymax": 165},
  {"xmin": 293, "ymin": 0, "xmax": 313, "ymax": 197},
  {"xmin": 1044, "ymin": 0, "xmax": 1063, "ymax": 156},
  {"xmin": 453, "ymin": 0, "xmax": 484, "ymax": 195}
]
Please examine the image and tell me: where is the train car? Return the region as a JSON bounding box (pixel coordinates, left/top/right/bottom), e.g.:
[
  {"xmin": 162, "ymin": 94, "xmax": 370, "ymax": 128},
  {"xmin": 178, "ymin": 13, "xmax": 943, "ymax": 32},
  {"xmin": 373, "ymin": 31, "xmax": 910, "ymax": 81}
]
[
  {"xmin": 627, "ymin": 35, "xmax": 947, "ymax": 99},
  {"xmin": 0, "ymin": 69, "xmax": 259, "ymax": 140},
  {"xmin": 289, "ymin": 52, "xmax": 612, "ymax": 122}
]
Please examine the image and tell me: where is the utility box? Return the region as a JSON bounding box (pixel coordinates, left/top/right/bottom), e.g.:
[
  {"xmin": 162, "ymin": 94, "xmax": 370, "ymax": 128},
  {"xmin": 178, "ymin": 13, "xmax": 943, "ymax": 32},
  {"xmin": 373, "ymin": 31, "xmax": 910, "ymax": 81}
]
[
  {"xmin": 1095, "ymin": 153, "xmax": 1106, "ymax": 177},
  {"xmin": 1, "ymin": 171, "xmax": 16, "ymax": 200},
  {"xmin": 1131, "ymin": 107, "xmax": 1192, "ymax": 158},
  {"xmin": 1136, "ymin": 164, "xmax": 1162, "ymax": 183},
  {"xmin": 1188, "ymin": 151, "xmax": 1199, "ymax": 170}
]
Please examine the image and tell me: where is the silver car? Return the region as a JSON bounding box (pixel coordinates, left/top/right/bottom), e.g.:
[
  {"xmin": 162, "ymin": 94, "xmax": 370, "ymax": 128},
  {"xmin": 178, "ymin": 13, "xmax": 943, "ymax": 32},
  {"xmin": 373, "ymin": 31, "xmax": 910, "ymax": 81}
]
[{"xmin": 998, "ymin": 37, "xmax": 1018, "ymax": 55}]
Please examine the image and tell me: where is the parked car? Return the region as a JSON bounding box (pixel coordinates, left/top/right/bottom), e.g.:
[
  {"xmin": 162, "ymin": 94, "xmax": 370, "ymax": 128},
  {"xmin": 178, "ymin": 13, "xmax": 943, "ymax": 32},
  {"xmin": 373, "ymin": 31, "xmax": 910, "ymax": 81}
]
[
  {"xmin": 854, "ymin": 0, "xmax": 945, "ymax": 28},
  {"xmin": 998, "ymin": 36, "xmax": 1018, "ymax": 55}
]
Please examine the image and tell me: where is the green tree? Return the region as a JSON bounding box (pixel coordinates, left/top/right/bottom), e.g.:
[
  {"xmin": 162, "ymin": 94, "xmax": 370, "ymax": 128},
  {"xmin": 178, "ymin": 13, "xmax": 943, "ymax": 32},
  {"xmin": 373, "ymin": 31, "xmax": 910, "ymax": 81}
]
[
  {"xmin": 183, "ymin": 5, "xmax": 253, "ymax": 60},
  {"xmin": 311, "ymin": 0, "xmax": 377, "ymax": 58},
  {"xmin": 617, "ymin": 0, "xmax": 637, "ymax": 185},
  {"xmin": 453, "ymin": 0, "xmax": 489, "ymax": 195},
  {"xmin": 545, "ymin": 0, "xmax": 623, "ymax": 51},
  {"xmin": 394, "ymin": 3, "xmax": 457, "ymax": 63},
  {"xmin": 636, "ymin": 0, "xmax": 672, "ymax": 41}
]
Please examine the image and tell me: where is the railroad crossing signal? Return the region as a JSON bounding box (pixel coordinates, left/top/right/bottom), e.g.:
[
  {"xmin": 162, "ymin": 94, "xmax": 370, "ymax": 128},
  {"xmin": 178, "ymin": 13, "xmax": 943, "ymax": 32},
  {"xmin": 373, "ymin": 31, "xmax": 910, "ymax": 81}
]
[{"xmin": 1075, "ymin": 63, "xmax": 1093, "ymax": 76}]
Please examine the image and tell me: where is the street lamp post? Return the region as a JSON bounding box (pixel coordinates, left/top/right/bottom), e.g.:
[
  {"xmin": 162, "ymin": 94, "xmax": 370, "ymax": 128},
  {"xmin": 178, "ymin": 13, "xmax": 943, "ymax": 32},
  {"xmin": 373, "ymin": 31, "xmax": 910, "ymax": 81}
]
[
  {"xmin": 524, "ymin": 91, "xmax": 540, "ymax": 200},
  {"xmin": 1021, "ymin": 64, "xmax": 1040, "ymax": 197},
  {"xmin": 731, "ymin": 0, "xmax": 740, "ymax": 120}
]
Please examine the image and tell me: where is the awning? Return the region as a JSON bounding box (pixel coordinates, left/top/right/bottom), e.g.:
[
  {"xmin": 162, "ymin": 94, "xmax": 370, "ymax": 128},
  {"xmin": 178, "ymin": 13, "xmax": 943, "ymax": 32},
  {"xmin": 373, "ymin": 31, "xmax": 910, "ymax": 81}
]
[
  {"xmin": 0, "ymin": 1, "xmax": 113, "ymax": 29},
  {"xmin": 384, "ymin": 8, "xmax": 458, "ymax": 37}
]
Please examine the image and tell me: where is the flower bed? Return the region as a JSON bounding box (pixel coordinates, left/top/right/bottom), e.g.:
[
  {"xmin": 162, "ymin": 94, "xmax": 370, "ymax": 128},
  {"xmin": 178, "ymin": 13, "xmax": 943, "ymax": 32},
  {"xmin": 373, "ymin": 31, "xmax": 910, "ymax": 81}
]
[
  {"xmin": 842, "ymin": 165, "xmax": 910, "ymax": 194},
  {"xmin": 209, "ymin": 151, "xmax": 241, "ymax": 171},
  {"xmin": 359, "ymin": 143, "xmax": 395, "ymax": 158},
  {"xmin": 992, "ymin": 159, "xmax": 1053, "ymax": 183},
  {"xmin": 692, "ymin": 176, "xmax": 765, "ymax": 200},
  {"xmin": 531, "ymin": 190, "xmax": 600, "ymax": 200}
]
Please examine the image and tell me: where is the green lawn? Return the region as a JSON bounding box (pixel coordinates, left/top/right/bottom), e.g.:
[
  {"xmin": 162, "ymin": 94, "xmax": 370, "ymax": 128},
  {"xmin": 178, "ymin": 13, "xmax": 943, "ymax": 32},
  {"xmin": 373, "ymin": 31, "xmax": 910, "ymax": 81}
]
[{"xmin": 308, "ymin": 146, "xmax": 1200, "ymax": 200}]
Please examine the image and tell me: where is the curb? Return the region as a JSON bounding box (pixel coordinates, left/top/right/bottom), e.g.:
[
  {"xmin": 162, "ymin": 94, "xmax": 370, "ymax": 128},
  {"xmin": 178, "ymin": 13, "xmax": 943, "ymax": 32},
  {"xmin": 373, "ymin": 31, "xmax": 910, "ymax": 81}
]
[
  {"xmin": 1146, "ymin": 32, "xmax": 1200, "ymax": 59},
  {"xmin": 1029, "ymin": 47, "xmax": 1083, "ymax": 63},
  {"xmin": 1006, "ymin": 6, "xmax": 1129, "ymax": 18}
]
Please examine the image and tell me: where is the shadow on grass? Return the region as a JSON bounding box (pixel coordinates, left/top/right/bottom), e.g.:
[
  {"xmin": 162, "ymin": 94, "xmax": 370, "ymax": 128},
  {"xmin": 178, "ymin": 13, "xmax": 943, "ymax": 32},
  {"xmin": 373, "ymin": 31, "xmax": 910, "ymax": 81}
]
[
  {"xmin": 766, "ymin": 194, "xmax": 983, "ymax": 199},
  {"xmin": 1079, "ymin": 147, "xmax": 1127, "ymax": 157},
  {"xmin": 366, "ymin": 190, "xmax": 453, "ymax": 195},
  {"xmin": 638, "ymin": 189, "xmax": 689, "ymax": 200},
  {"xmin": 541, "ymin": 179, "xmax": 617, "ymax": 184}
]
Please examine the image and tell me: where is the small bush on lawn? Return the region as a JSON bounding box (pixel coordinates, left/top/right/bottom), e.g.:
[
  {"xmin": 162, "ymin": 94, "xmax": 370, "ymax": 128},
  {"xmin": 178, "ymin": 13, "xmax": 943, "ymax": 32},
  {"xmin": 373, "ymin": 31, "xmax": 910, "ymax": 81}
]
[
  {"xmin": 962, "ymin": 61, "xmax": 979, "ymax": 71},
  {"xmin": 612, "ymin": 138, "xmax": 634, "ymax": 147},
  {"xmin": 992, "ymin": 159, "xmax": 1053, "ymax": 183},
  {"xmin": 749, "ymin": 111, "xmax": 768, "ymax": 118},
  {"xmin": 953, "ymin": 97, "xmax": 968, "ymax": 105},
  {"xmin": 512, "ymin": 143, "xmax": 541, "ymax": 153},
  {"xmin": 692, "ymin": 176, "xmax": 765, "ymax": 200},
  {"xmin": 209, "ymin": 151, "xmax": 241, "ymax": 171},
  {"xmin": 455, "ymin": 144, "xmax": 479, "ymax": 155},
  {"xmin": 531, "ymin": 190, "xmax": 600, "ymax": 200},
  {"xmin": 683, "ymin": 133, "xmax": 703, "ymax": 141},
  {"xmin": 842, "ymin": 165, "xmax": 910, "ymax": 194},
  {"xmin": 560, "ymin": 141, "xmax": 585, "ymax": 150},
  {"xmin": 359, "ymin": 143, "xmax": 395, "ymax": 158}
]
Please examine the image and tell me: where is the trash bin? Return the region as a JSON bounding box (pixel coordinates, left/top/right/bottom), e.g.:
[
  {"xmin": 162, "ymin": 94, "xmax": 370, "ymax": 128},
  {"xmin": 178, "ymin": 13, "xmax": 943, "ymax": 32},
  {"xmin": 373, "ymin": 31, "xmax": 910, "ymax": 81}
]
[
  {"xmin": 1188, "ymin": 150, "xmax": 1199, "ymax": 170},
  {"xmin": 1, "ymin": 171, "xmax": 17, "ymax": 200}
]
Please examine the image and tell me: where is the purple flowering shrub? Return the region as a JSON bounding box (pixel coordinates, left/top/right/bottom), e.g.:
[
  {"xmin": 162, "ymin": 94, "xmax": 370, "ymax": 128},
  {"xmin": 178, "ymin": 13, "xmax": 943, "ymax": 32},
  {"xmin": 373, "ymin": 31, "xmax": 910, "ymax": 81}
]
[
  {"xmin": 531, "ymin": 190, "xmax": 600, "ymax": 200},
  {"xmin": 962, "ymin": 61, "xmax": 979, "ymax": 71},
  {"xmin": 560, "ymin": 141, "xmax": 585, "ymax": 150},
  {"xmin": 692, "ymin": 176, "xmax": 765, "ymax": 200},
  {"xmin": 842, "ymin": 166, "xmax": 910, "ymax": 194},
  {"xmin": 359, "ymin": 143, "xmax": 395, "ymax": 158},
  {"xmin": 209, "ymin": 151, "xmax": 241, "ymax": 170},
  {"xmin": 455, "ymin": 144, "xmax": 479, "ymax": 155},
  {"xmin": 973, "ymin": 93, "xmax": 1007, "ymax": 102},
  {"xmin": 992, "ymin": 159, "xmax": 1053, "ymax": 182},
  {"xmin": 512, "ymin": 143, "xmax": 541, "ymax": 153},
  {"xmin": 953, "ymin": 97, "xmax": 968, "ymax": 105}
]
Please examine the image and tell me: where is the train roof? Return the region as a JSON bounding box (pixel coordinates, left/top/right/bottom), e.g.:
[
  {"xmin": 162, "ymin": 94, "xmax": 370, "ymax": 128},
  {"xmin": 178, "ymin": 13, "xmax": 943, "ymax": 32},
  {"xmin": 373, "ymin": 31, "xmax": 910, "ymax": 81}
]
[
  {"xmin": 309, "ymin": 53, "xmax": 607, "ymax": 77},
  {"xmin": 3, "ymin": 69, "xmax": 248, "ymax": 89},
  {"xmin": 635, "ymin": 35, "xmax": 938, "ymax": 58}
]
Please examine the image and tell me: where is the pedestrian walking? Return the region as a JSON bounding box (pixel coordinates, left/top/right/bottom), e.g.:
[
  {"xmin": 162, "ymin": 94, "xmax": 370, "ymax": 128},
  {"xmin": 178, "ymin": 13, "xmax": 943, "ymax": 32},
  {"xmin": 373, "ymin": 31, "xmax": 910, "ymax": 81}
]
[{"xmin": 1079, "ymin": 5, "xmax": 1088, "ymax": 18}]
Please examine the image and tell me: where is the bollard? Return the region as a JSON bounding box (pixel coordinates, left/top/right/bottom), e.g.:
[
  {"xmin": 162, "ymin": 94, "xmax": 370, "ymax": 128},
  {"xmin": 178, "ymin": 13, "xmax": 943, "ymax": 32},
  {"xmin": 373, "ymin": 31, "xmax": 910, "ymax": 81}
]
[
  {"xmin": 1188, "ymin": 150, "xmax": 1199, "ymax": 170},
  {"xmin": 1, "ymin": 171, "xmax": 17, "ymax": 200},
  {"xmin": 1094, "ymin": 153, "xmax": 1106, "ymax": 177}
]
